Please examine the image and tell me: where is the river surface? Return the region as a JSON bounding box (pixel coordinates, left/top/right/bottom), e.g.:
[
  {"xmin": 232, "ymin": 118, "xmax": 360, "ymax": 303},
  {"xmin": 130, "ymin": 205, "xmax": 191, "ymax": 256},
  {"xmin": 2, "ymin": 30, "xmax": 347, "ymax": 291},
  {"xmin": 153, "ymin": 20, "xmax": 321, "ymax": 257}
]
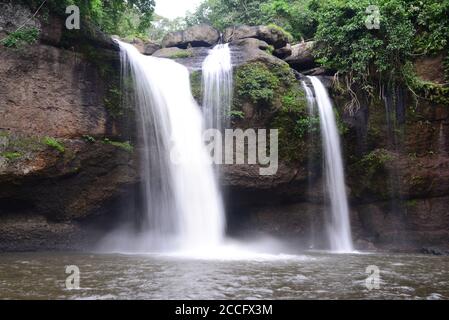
[{"xmin": 0, "ymin": 251, "xmax": 448, "ymax": 299}]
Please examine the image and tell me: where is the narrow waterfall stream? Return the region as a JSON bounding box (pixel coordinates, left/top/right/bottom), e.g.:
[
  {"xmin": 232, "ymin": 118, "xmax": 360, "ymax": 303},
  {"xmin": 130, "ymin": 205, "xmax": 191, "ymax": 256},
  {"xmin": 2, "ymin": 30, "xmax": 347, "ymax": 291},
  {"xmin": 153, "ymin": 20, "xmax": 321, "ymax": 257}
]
[
  {"xmin": 114, "ymin": 40, "xmax": 225, "ymax": 252},
  {"xmin": 304, "ymin": 76, "xmax": 354, "ymax": 252},
  {"xmin": 202, "ymin": 43, "xmax": 233, "ymax": 130}
]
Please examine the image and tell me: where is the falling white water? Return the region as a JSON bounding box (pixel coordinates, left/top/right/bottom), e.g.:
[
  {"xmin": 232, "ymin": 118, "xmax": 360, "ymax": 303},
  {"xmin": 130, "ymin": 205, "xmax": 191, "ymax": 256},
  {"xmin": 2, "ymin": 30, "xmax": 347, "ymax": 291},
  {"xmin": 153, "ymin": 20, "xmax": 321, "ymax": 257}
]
[
  {"xmin": 202, "ymin": 44, "xmax": 233, "ymax": 130},
  {"xmin": 115, "ymin": 40, "xmax": 225, "ymax": 252},
  {"xmin": 306, "ymin": 76, "xmax": 354, "ymax": 252}
]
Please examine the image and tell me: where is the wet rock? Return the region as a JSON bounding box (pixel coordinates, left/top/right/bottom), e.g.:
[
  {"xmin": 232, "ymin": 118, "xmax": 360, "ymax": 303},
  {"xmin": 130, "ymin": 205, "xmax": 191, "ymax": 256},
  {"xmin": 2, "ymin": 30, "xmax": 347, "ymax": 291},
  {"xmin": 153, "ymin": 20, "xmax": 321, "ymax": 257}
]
[{"xmin": 162, "ymin": 24, "xmax": 220, "ymax": 49}]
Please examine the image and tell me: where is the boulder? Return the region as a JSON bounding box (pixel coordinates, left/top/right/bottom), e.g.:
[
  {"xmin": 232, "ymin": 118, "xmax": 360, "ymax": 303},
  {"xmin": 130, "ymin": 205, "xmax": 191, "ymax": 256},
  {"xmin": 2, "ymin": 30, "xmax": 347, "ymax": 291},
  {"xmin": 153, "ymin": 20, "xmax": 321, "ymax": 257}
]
[
  {"xmin": 273, "ymin": 44, "xmax": 292, "ymax": 59},
  {"xmin": 123, "ymin": 37, "xmax": 161, "ymax": 55},
  {"xmin": 143, "ymin": 42, "xmax": 161, "ymax": 55},
  {"xmin": 284, "ymin": 41, "xmax": 316, "ymax": 71},
  {"xmin": 223, "ymin": 25, "xmax": 290, "ymax": 49},
  {"xmin": 152, "ymin": 47, "xmax": 210, "ymax": 70},
  {"xmin": 229, "ymin": 38, "xmax": 286, "ymax": 67},
  {"xmin": 162, "ymin": 24, "xmax": 220, "ymax": 49}
]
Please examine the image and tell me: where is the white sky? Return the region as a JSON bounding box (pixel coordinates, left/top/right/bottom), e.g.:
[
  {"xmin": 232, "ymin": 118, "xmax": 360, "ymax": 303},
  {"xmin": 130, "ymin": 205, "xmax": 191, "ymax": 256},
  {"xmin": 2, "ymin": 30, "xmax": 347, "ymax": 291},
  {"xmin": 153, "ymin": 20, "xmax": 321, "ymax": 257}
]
[{"xmin": 155, "ymin": 0, "xmax": 203, "ymax": 19}]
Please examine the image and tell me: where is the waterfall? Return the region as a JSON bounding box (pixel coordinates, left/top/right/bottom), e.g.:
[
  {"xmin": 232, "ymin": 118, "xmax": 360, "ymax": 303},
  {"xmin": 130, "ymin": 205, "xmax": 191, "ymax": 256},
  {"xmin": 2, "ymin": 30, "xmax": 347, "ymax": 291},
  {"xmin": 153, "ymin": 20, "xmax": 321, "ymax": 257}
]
[
  {"xmin": 116, "ymin": 40, "xmax": 225, "ymax": 252},
  {"xmin": 305, "ymin": 76, "xmax": 354, "ymax": 252},
  {"xmin": 202, "ymin": 44, "xmax": 233, "ymax": 130}
]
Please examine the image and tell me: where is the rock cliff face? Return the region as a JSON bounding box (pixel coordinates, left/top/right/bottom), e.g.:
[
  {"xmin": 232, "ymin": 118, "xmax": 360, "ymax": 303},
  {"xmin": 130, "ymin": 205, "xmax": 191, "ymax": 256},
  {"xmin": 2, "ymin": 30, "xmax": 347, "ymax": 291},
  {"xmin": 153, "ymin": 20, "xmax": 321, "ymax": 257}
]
[
  {"xmin": 160, "ymin": 23, "xmax": 449, "ymax": 253},
  {"xmin": 1, "ymin": 7, "xmax": 447, "ymax": 254},
  {"xmin": 0, "ymin": 3, "xmax": 138, "ymax": 251}
]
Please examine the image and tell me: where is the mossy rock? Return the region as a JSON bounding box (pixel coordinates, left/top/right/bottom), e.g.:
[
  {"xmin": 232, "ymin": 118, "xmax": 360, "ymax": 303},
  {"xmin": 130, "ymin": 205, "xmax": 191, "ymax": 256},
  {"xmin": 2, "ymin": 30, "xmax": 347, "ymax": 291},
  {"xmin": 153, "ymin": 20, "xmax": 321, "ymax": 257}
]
[
  {"xmin": 232, "ymin": 61, "xmax": 318, "ymax": 163},
  {"xmin": 190, "ymin": 70, "xmax": 203, "ymax": 104}
]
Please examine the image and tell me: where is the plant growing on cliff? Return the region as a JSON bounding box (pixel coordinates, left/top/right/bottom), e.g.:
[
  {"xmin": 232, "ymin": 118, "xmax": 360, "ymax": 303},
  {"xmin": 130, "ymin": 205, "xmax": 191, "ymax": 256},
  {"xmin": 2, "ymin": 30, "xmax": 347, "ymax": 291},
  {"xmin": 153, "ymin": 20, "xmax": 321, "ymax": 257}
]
[
  {"xmin": 168, "ymin": 51, "xmax": 194, "ymax": 59},
  {"xmin": 103, "ymin": 138, "xmax": 134, "ymax": 153},
  {"xmin": 43, "ymin": 137, "xmax": 65, "ymax": 153},
  {"xmin": 1, "ymin": 27, "xmax": 40, "ymax": 48},
  {"xmin": 235, "ymin": 63, "xmax": 280, "ymax": 106},
  {"xmin": 0, "ymin": 152, "xmax": 22, "ymax": 161},
  {"xmin": 228, "ymin": 110, "xmax": 245, "ymax": 120},
  {"xmin": 294, "ymin": 116, "xmax": 320, "ymax": 138}
]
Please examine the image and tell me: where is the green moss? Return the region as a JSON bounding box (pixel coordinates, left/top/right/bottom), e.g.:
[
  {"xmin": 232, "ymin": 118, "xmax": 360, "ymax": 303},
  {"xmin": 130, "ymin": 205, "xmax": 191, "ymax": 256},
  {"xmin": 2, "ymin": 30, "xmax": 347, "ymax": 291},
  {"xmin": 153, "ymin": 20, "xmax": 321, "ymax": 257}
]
[
  {"xmin": 0, "ymin": 152, "xmax": 22, "ymax": 161},
  {"xmin": 294, "ymin": 116, "xmax": 320, "ymax": 138},
  {"xmin": 235, "ymin": 62, "xmax": 280, "ymax": 106},
  {"xmin": 1, "ymin": 27, "xmax": 40, "ymax": 48},
  {"xmin": 267, "ymin": 23, "xmax": 294, "ymax": 43},
  {"xmin": 404, "ymin": 61, "xmax": 449, "ymax": 105},
  {"xmin": 228, "ymin": 110, "xmax": 245, "ymax": 120},
  {"xmin": 265, "ymin": 45, "xmax": 275, "ymax": 55},
  {"xmin": 190, "ymin": 71, "xmax": 202, "ymax": 103},
  {"xmin": 103, "ymin": 138, "xmax": 134, "ymax": 153},
  {"xmin": 168, "ymin": 51, "xmax": 193, "ymax": 59},
  {"xmin": 233, "ymin": 61, "xmax": 311, "ymax": 163},
  {"xmin": 281, "ymin": 87, "xmax": 306, "ymax": 113},
  {"xmin": 43, "ymin": 137, "xmax": 65, "ymax": 153}
]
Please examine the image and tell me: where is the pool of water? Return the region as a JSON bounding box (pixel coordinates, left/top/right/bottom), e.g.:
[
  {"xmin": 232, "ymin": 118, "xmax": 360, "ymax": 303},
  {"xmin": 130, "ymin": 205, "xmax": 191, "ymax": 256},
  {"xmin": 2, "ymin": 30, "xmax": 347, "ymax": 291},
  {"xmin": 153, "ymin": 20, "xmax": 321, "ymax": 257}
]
[{"xmin": 0, "ymin": 251, "xmax": 448, "ymax": 299}]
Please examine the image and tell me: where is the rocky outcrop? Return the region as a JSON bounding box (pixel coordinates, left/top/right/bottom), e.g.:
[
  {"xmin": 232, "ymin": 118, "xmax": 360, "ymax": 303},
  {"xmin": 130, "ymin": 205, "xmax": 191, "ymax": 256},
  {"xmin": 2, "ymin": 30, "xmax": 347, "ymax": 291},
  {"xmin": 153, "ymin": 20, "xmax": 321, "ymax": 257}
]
[
  {"xmin": 284, "ymin": 41, "xmax": 317, "ymax": 71},
  {"xmin": 0, "ymin": 3, "xmax": 138, "ymax": 251},
  {"xmin": 123, "ymin": 37, "xmax": 161, "ymax": 56},
  {"xmin": 162, "ymin": 24, "xmax": 220, "ymax": 49},
  {"xmin": 223, "ymin": 25, "xmax": 290, "ymax": 49}
]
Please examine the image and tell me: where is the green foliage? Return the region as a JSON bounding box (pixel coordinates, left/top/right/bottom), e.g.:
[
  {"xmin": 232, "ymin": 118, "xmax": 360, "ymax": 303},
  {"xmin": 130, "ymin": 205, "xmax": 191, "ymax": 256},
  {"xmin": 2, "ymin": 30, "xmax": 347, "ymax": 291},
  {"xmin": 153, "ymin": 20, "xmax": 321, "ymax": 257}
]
[
  {"xmin": 82, "ymin": 135, "xmax": 96, "ymax": 143},
  {"xmin": 315, "ymin": 0, "xmax": 414, "ymax": 87},
  {"xmin": 22, "ymin": 0, "xmax": 155, "ymax": 38},
  {"xmin": 103, "ymin": 138, "xmax": 134, "ymax": 153},
  {"xmin": 313, "ymin": 0, "xmax": 449, "ymax": 102},
  {"xmin": 235, "ymin": 63, "xmax": 280, "ymax": 105},
  {"xmin": 43, "ymin": 137, "xmax": 65, "ymax": 153},
  {"xmin": 267, "ymin": 23, "xmax": 294, "ymax": 43},
  {"xmin": 1, "ymin": 27, "xmax": 39, "ymax": 48},
  {"xmin": 167, "ymin": 51, "xmax": 194, "ymax": 59},
  {"xmin": 265, "ymin": 45, "xmax": 275, "ymax": 55},
  {"xmin": 0, "ymin": 152, "xmax": 22, "ymax": 161},
  {"xmin": 228, "ymin": 110, "xmax": 245, "ymax": 119},
  {"xmin": 281, "ymin": 88, "xmax": 306, "ymax": 113},
  {"xmin": 413, "ymin": 0, "xmax": 449, "ymax": 55},
  {"xmin": 359, "ymin": 148, "xmax": 393, "ymax": 172},
  {"xmin": 148, "ymin": 15, "xmax": 187, "ymax": 43},
  {"xmin": 186, "ymin": 0, "xmax": 319, "ymax": 40},
  {"xmin": 190, "ymin": 71, "xmax": 203, "ymax": 103},
  {"xmin": 294, "ymin": 116, "xmax": 320, "ymax": 138},
  {"xmin": 403, "ymin": 61, "xmax": 449, "ymax": 105}
]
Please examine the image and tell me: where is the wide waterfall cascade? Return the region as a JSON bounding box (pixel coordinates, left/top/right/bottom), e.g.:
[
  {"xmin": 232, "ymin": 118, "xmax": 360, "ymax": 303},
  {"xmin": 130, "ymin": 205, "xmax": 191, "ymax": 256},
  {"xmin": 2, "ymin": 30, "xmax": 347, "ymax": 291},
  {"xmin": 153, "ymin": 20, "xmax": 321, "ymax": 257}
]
[
  {"xmin": 115, "ymin": 40, "xmax": 225, "ymax": 252},
  {"xmin": 202, "ymin": 44, "xmax": 233, "ymax": 130},
  {"xmin": 305, "ymin": 76, "xmax": 354, "ymax": 252}
]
